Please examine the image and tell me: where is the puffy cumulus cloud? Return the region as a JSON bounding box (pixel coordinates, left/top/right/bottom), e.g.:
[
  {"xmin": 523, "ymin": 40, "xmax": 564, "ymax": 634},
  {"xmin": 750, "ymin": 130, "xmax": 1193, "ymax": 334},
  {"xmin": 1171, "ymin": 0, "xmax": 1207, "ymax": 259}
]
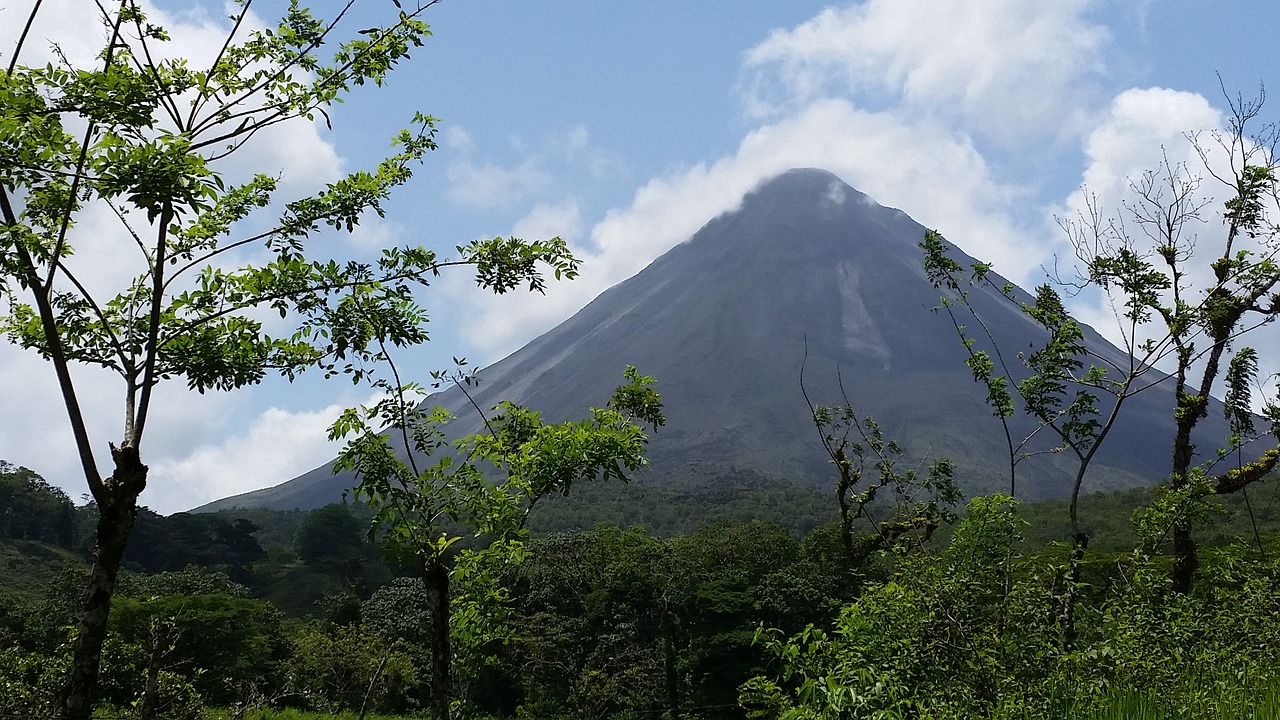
[
  {"xmin": 1, "ymin": 1, "xmax": 222, "ymax": 68},
  {"xmin": 1052, "ymin": 87, "xmax": 1280, "ymax": 384},
  {"xmin": 216, "ymin": 119, "xmax": 345, "ymax": 198},
  {"xmin": 1054, "ymin": 87, "xmax": 1224, "ymax": 349},
  {"xmin": 0, "ymin": 342, "xmax": 236, "ymax": 507},
  {"xmin": 0, "ymin": 329, "xmax": 346, "ymax": 516},
  {"xmin": 344, "ymin": 216, "xmax": 402, "ymax": 251},
  {"xmin": 1072, "ymin": 87, "xmax": 1222, "ymax": 206},
  {"xmin": 145, "ymin": 402, "xmax": 352, "ymax": 514},
  {"xmin": 0, "ymin": 332, "xmax": 361, "ymax": 513},
  {"xmin": 739, "ymin": 0, "xmax": 1110, "ymax": 145},
  {"xmin": 443, "ymin": 126, "xmax": 475, "ymax": 151},
  {"xmin": 456, "ymin": 98, "xmax": 1048, "ymax": 361},
  {"xmin": 0, "ymin": 347, "xmax": 115, "ymax": 501}
]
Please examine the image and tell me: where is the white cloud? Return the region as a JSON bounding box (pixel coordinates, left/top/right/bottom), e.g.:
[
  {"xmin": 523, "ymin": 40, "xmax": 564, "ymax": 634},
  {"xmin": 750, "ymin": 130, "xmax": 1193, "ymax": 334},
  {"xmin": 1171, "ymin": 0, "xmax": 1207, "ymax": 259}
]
[
  {"xmin": 0, "ymin": 327, "xmax": 366, "ymax": 514},
  {"xmin": 1053, "ymin": 87, "xmax": 1225, "ymax": 353},
  {"xmin": 146, "ymin": 402, "xmax": 352, "ymax": 514},
  {"xmin": 1073, "ymin": 87, "xmax": 1221, "ymax": 206},
  {"xmin": 1051, "ymin": 86, "xmax": 1280, "ymax": 393},
  {"xmin": 344, "ymin": 216, "xmax": 402, "ymax": 251},
  {"xmin": 217, "ymin": 120, "xmax": 345, "ymax": 198},
  {"xmin": 443, "ymin": 126, "xmax": 473, "ymax": 149},
  {"xmin": 740, "ymin": 0, "xmax": 1110, "ymax": 145},
  {"xmin": 0, "ymin": 347, "xmax": 114, "ymax": 502},
  {"xmin": 444, "ymin": 125, "xmax": 625, "ymax": 209},
  {"xmin": 0, "ymin": 341, "xmax": 240, "ymax": 509},
  {"xmin": 513, "ymin": 199, "xmax": 584, "ymax": 242}
]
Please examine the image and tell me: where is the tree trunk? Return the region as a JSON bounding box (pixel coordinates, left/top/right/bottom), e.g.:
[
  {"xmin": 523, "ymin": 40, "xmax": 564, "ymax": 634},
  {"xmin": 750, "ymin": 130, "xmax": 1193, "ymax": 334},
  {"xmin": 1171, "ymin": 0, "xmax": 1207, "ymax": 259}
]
[
  {"xmin": 1060, "ymin": 532, "xmax": 1088, "ymax": 648},
  {"xmin": 1171, "ymin": 526, "xmax": 1197, "ymax": 595},
  {"xmin": 834, "ymin": 449, "xmax": 856, "ymax": 566},
  {"xmin": 62, "ymin": 445, "xmax": 147, "ymax": 720},
  {"xmin": 138, "ymin": 621, "xmax": 173, "ymax": 720},
  {"xmin": 1168, "ymin": 391, "xmax": 1202, "ymax": 596},
  {"xmin": 423, "ymin": 559, "xmax": 451, "ymax": 720}
]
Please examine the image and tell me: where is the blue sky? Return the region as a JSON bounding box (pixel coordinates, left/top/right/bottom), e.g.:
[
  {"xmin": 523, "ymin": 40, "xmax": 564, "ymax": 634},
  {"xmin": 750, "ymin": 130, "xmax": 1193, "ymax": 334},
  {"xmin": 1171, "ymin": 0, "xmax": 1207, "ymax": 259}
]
[{"xmin": 2, "ymin": 0, "xmax": 1278, "ymax": 513}]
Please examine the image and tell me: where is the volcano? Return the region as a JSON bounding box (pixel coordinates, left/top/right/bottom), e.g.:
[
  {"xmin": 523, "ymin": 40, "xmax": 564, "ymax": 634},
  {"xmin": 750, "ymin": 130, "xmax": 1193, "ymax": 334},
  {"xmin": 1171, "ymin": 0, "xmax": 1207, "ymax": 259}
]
[{"xmin": 199, "ymin": 168, "xmax": 1232, "ymax": 512}]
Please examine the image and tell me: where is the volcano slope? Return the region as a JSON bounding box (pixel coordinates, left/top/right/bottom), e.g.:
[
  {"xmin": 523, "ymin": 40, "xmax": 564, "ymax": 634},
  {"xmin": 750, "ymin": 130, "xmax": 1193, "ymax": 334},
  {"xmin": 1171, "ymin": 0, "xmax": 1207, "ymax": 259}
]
[{"xmin": 200, "ymin": 168, "xmax": 1238, "ymax": 513}]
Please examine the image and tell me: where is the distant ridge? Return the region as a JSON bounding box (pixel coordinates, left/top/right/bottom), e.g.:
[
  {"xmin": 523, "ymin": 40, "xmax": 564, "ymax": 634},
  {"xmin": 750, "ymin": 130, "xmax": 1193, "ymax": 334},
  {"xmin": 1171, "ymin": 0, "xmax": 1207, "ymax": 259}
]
[{"xmin": 198, "ymin": 168, "xmax": 1233, "ymax": 513}]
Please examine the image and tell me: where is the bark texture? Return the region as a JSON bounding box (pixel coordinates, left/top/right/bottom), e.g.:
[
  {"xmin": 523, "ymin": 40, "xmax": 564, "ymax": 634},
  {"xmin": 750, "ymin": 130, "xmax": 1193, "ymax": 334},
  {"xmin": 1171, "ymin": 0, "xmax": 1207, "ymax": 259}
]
[
  {"xmin": 423, "ymin": 559, "xmax": 451, "ymax": 720},
  {"xmin": 62, "ymin": 445, "xmax": 146, "ymax": 720}
]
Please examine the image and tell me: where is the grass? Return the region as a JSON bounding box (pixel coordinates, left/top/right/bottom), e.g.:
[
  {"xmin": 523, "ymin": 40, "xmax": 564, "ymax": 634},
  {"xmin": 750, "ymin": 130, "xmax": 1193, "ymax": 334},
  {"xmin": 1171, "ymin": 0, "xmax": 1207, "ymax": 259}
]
[
  {"xmin": 0, "ymin": 537, "xmax": 83, "ymax": 598},
  {"xmin": 1009, "ymin": 673, "xmax": 1280, "ymax": 720}
]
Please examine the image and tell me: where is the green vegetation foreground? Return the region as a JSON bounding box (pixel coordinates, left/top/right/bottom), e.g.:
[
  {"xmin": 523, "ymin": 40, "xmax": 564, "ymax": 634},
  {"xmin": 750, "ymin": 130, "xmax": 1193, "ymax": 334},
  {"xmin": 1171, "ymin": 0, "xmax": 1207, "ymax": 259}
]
[{"xmin": 6, "ymin": 456, "xmax": 1280, "ymax": 719}]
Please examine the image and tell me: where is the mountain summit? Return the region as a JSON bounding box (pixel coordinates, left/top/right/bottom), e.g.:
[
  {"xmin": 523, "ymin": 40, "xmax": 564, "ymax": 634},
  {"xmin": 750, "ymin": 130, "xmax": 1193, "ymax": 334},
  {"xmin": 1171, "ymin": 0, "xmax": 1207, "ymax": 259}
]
[{"xmin": 201, "ymin": 168, "xmax": 1225, "ymax": 512}]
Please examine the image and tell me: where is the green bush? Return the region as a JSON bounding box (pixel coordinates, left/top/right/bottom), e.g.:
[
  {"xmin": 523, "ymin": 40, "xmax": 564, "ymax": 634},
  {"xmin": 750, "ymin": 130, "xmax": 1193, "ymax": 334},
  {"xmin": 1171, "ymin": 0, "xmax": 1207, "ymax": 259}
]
[
  {"xmin": 0, "ymin": 645, "xmax": 66, "ymax": 718},
  {"xmin": 741, "ymin": 496, "xmax": 1280, "ymax": 719},
  {"xmin": 110, "ymin": 592, "xmax": 288, "ymax": 705},
  {"xmin": 284, "ymin": 624, "xmax": 420, "ymax": 714}
]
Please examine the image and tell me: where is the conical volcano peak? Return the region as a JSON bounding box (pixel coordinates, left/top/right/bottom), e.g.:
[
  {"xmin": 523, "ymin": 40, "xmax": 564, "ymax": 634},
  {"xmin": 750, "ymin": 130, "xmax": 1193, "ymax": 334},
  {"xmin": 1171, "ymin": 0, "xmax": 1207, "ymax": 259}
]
[
  {"xmin": 743, "ymin": 168, "xmax": 873, "ymax": 212},
  {"xmin": 682, "ymin": 168, "xmax": 915, "ymax": 262}
]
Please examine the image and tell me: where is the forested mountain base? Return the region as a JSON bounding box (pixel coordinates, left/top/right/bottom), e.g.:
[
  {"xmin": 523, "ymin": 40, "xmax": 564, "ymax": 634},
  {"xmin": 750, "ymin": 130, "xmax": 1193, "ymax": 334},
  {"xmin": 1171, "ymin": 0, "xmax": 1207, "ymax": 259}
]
[{"xmin": 4, "ymin": 460, "xmax": 1280, "ymax": 719}]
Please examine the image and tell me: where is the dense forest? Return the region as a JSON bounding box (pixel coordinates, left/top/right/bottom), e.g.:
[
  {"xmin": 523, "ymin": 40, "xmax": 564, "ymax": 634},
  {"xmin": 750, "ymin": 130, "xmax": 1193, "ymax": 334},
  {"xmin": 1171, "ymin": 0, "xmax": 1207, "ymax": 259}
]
[{"xmin": 4, "ymin": 458, "xmax": 1280, "ymax": 719}]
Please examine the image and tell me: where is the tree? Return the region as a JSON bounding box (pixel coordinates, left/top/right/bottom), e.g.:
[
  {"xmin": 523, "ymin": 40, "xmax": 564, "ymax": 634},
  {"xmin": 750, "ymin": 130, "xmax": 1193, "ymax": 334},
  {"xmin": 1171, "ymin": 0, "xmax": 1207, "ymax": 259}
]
[
  {"xmin": 503, "ymin": 527, "xmax": 663, "ymax": 717},
  {"xmin": 924, "ymin": 87, "xmax": 1280, "ymax": 598},
  {"xmin": 921, "ymin": 231, "xmax": 1129, "ymax": 527},
  {"xmin": 294, "ymin": 502, "xmax": 371, "ymax": 591},
  {"xmin": 331, "ymin": 365, "xmax": 663, "ymax": 720},
  {"xmin": 800, "ymin": 359, "xmax": 960, "ymax": 575},
  {"xmin": 284, "ymin": 623, "xmax": 419, "ymax": 716},
  {"xmin": 740, "ymin": 496, "xmax": 1043, "ymax": 720},
  {"xmin": 1061, "ymin": 88, "xmax": 1280, "ymax": 593},
  {"xmin": 0, "ymin": 2, "xmax": 578, "ymax": 717},
  {"xmin": 922, "ymin": 231, "xmax": 1137, "ymax": 643},
  {"xmin": 110, "ymin": 591, "xmax": 288, "ymax": 708},
  {"xmin": 124, "ymin": 510, "xmax": 265, "ymax": 582}
]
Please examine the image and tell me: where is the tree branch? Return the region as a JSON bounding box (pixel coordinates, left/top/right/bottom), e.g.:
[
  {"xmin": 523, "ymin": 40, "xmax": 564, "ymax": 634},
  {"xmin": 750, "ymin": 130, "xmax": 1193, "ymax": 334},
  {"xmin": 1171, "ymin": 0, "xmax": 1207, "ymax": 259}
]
[
  {"xmin": 0, "ymin": 189, "xmax": 104, "ymax": 494},
  {"xmin": 1213, "ymin": 447, "xmax": 1280, "ymax": 495}
]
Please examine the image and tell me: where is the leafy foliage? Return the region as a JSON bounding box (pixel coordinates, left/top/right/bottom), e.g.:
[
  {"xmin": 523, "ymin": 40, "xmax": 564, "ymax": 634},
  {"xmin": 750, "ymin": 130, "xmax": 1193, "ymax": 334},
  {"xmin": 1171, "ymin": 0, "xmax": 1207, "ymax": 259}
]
[
  {"xmin": 922, "ymin": 229, "xmax": 1122, "ymax": 540},
  {"xmin": 743, "ymin": 495, "xmax": 1280, "ymax": 720},
  {"xmin": 334, "ymin": 366, "xmax": 664, "ymax": 568},
  {"xmin": 110, "ymin": 592, "xmax": 287, "ymax": 706},
  {"xmin": 284, "ymin": 624, "xmax": 419, "ymax": 715},
  {"xmin": 329, "ymin": 365, "xmax": 663, "ymax": 718},
  {"xmin": 811, "ymin": 401, "xmax": 959, "ymax": 566},
  {"xmin": 1060, "ymin": 96, "xmax": 1280, "ymax": 592}
]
